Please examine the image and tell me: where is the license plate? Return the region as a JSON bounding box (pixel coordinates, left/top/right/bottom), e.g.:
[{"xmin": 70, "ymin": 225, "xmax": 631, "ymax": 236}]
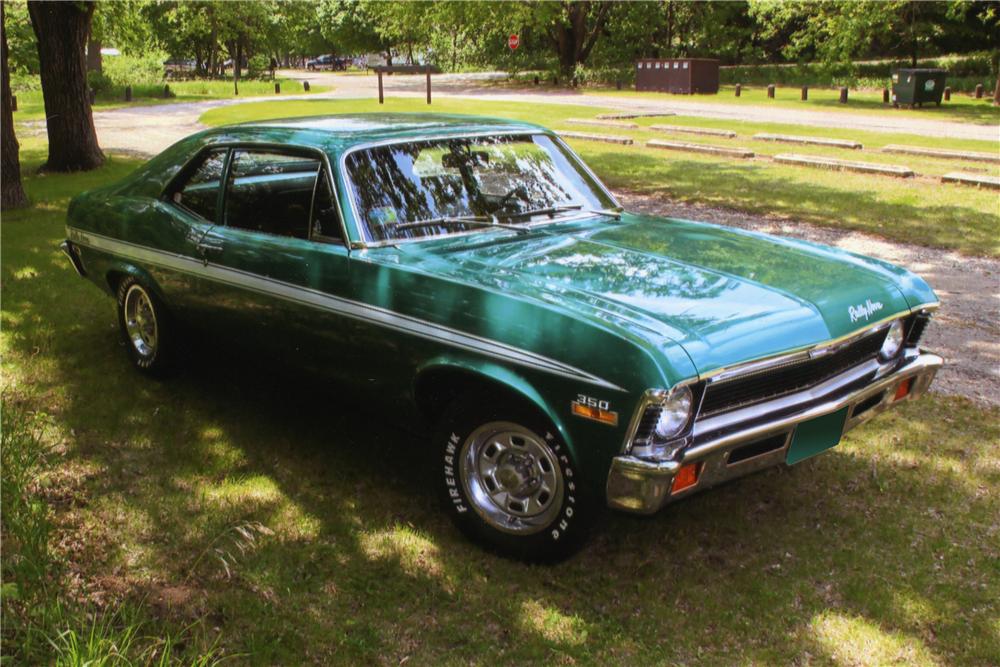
[{"xmin": 786, "ymin": 407, "xmax": 849, "ymax": 465}]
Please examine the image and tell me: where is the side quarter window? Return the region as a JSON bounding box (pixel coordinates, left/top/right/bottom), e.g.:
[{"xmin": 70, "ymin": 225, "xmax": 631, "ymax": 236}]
[{"xmin": 169, "ymin": 149, "xmax": 227, "ymax": 222}]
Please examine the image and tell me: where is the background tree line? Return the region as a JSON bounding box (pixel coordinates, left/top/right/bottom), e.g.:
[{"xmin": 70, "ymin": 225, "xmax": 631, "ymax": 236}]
[
  {"xmin": 2, "ymin": 0, "xmax": 997, "ymax": 210},
  {"xmin": 5, "ymin": 1, "xmax": 998, "ymax": 82}
]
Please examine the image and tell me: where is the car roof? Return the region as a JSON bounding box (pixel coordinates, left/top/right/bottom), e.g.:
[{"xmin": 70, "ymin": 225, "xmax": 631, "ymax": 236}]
[{"xmin": 198, "ymin": 113, "xmax": 549, "ymax": 156}]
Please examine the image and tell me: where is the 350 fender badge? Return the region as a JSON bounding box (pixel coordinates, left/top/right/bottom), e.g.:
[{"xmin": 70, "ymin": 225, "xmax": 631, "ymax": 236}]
[{"xmin": 571, "ymin": 394, "xmax": 618, "ymax": 426}]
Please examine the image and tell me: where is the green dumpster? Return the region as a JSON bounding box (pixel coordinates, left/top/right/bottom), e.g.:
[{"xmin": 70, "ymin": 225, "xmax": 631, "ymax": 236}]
[{"xmin": 891, "ymin": 68, "xmax": 947, "ymax": 108}]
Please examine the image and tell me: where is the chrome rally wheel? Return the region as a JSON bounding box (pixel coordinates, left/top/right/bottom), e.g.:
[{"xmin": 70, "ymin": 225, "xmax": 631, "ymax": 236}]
[
  {"xmin": 460, "ymin": 422, "xmax": 564, "ymax": 535},
  {"xmin": 115, "ymin": 276, "xmax": 174, "ymax": 375},
  {"xmin": 123, "ymin": 283, "xmax": 158, "ymax": 359},
  {"xmin": 437, "ymin": 396, "xmax": 593, "ymax": 561}
]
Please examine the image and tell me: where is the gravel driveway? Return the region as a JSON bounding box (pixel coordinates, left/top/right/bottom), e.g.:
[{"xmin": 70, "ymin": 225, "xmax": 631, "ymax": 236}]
[{"xmin": 621, "ymin": 192, "xmax": 1000, "ymax": 407}]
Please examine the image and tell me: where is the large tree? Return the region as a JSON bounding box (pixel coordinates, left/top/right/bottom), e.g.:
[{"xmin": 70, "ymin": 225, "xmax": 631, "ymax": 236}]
[
  {"xmin": 2, "ymin": 2, "xmax": 28, "ymax": 209},
  {"xmin": 27, "ymin": 0, "xmax": 103, "ymax": 172}
]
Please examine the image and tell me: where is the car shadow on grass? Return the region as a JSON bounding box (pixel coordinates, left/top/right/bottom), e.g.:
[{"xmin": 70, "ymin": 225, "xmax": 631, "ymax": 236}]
[{"xmin": 4, "ymin": 211, "xmax": 999, "ymax": 664}]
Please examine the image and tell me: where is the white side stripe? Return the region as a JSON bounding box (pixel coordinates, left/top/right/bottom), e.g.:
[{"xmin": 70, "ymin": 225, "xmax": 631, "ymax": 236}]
[{"xmin": 68, "ymin": 227, "xmax": 625, "ymax": 392}]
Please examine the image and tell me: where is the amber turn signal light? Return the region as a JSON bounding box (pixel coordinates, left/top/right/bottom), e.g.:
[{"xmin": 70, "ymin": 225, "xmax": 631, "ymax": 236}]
[
  {"xmin": 570, "ymin": 402, "xmax": 619, "ymax": 426},
  {"xmin": 671, "ymin": 462, "xmax": 701, "ymax": 494},
  {"xmin": 894, "ymin": 378, "xmax": 912, "ymax": 401}
]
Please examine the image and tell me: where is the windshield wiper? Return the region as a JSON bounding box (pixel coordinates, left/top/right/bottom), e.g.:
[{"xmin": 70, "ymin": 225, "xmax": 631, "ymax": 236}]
[
  {"xmin": 499, "ymin": 204, "xmax": 623, "ymax": 222},
  {"xmin": 392, "ymin": 215, "xmax": 530, "ymax": 235}
]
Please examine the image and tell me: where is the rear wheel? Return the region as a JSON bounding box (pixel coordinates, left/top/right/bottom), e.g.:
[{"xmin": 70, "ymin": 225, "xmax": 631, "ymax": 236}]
[
  {"xmin": 436, "ymin": 396, "xmax": 593, "ymax": 561},
  {"xmin": 115, "ymin": 277, "xmax": 174, "ymax": 375}
]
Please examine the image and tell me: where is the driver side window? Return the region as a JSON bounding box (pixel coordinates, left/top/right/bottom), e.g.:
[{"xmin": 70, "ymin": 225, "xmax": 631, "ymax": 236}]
[{"xmin": 171, "ymin": 149, "xmax": 227, "ymax": 222}]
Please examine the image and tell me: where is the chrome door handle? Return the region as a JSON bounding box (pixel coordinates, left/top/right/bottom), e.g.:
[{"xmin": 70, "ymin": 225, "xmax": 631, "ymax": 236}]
[
  {"xmin": 196, "ymin": 242, "xmax": 224, "ymax": 254},
  {"xmin": 195, "ymin": 241, "xmax": 224, "ymax": 265}
]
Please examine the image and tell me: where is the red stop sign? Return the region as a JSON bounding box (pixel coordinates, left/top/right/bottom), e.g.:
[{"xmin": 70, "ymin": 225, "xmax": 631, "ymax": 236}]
[{"xmin": 508, "ymin": 34, "xmax": 519, "ymax": 50}]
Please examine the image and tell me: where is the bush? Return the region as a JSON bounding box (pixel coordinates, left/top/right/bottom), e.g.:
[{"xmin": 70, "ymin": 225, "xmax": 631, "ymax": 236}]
[
  {"xmin": 720, "ymin": 52, "xmax": 996, "ymax": 92},
  {"xmin": 248, "ymin": 54, "xmax": 272, "ymax": 77},
  {"xmin": 86, "ymin": 70, "xmax": 114, "ymax": 96},
  {"xmin": 101, "ymin": 50, "xmax": 168, "ymax": 87},
  {"xmin": 9, "ymin": 71, "xmax": 41, "ymax": 95},
  {"xmin": 572, "ymin": 63, "xmax": 635, "ymax": 87}
]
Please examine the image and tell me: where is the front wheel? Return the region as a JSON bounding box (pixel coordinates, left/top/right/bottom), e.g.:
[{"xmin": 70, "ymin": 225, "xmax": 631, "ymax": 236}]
[{"xmin": 436, "ymin": 397, "xmax": 593, "ymax": 561}]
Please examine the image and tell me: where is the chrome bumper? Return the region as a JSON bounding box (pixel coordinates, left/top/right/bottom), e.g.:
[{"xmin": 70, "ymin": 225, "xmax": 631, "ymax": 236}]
[
  {"xmin": 60, "ymin": 240, "xmax": 87, "ymax": 277},
  {"xmin": 606, "ymin": 351, "xmax": 942, "ymax": 514}
]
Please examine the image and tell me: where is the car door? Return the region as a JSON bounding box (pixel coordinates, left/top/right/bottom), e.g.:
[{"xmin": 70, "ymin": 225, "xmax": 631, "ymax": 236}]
[
  {"xmin": 196, "ymin": 146, "xmax": 355, "ymax": 371},
  {"xmin": 151, "ymin": 146, "xmax": 230, "ymax": 321}
]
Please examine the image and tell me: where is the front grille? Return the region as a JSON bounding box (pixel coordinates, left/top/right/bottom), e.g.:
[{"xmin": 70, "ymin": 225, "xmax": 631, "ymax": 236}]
[
  {"xmin": 632, "ymin": 405, "xmax": 662, "ymax": 445},
  {"xmin": 700, "ymin": 330, "xmax": 886, "ymax": 417},
  {"xmin": 906, "ymin": 312, "xmax": 930, "ymax": 347}
]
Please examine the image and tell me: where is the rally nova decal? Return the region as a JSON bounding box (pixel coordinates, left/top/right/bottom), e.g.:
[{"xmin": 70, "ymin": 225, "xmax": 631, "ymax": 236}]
[{"xmin": 848, "ymin": 298, "xmax": 884, "ymax": 323}]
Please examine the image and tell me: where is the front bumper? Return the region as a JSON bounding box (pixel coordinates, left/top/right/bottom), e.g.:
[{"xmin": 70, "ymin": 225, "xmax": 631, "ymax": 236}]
[
  {"xmin": 60, "ymin": 240, "xmax": 87, "ymax": 277},
  {"xmin": 606, "ymin": 351, "xmax": 942, "ymax": 514}
]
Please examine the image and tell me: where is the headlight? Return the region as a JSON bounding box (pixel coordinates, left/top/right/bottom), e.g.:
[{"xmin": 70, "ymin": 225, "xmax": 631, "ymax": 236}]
[
  {"xmin": 880, "ymin": 319, "xmax": 905, "ymax": 360},
  {"xmin": 654, "ymin": 385, "xmax": 693, "ymax": 439}
]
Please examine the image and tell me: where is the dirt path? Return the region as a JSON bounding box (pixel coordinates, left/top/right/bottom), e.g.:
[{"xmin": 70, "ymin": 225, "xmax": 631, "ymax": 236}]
[{"xmin": 620, "ymin": 192, "xmax": 1000, "ymax": 407}]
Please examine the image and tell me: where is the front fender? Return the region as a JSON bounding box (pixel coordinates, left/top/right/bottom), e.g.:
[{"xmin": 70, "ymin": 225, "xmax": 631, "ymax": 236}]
[{"xmin": 414, "ymin": 356, "xmax": 576, "ymax": 456}]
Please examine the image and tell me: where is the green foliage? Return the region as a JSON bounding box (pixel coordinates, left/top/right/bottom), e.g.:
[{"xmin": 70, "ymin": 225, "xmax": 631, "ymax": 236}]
[
  {"xmin": 103, "ymin": 51, "xmax": 169, "ymax": 87},
  {"xmin": 720, "ymin": 51, "xmax": 996, "ymax": 92},
  {"xmin": 247, "ymin": 54, "xmax": 271, "ymax": 77},
  {"xmin": 5, "ymin": 0, "xmax": 996, "ymax": 82},
  {"xmin": 3, "ymin": 1, "xmax": 38, "ymax": 74}
]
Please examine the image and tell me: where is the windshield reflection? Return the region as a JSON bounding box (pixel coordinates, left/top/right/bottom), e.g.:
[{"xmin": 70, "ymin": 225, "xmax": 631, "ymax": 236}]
[{"xmin": 345, "ymin": 134, "xmax": 615, "ymax": 242}]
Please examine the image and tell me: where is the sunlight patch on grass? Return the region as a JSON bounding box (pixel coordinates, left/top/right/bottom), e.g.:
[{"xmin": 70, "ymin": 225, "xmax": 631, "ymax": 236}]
[
  {"xmin": 12, "ymin": 266, "xmax": 39, "ymax": 280},
  {"xmin": 197, "ymin": 431, "xmax": 249, "ymax": 471},
  {"xmin": 204, "ymin": 474, "xmax": 282, "ymax": 507},
  {"xmin": 810, "ymin": 612, "xmax": 942, "ymax": 666},
  {"xmin": 358, "ymin": 525, "xmax": 446, "ymax": 581},
  {"xmin": 518, "ymin": 599, "xmax": 589, "ymax": 647}
]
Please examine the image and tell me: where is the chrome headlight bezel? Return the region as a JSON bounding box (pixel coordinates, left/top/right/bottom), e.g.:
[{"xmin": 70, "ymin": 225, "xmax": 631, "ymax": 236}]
[
  {"xmin": 653, "ymin": 385, "xmax": 694, "ymax": 440},
  {"xmin": 627, "ymin": 384, "xmax": 698, "ymax": 460},
  {"xmin": 880, "ymin": 319, "xmax": 905, "ymax": 360}
]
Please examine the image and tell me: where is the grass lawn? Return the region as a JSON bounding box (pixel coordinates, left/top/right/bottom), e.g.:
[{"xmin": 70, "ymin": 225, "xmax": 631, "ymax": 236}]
[
  {"xmin": 2, "ymin": 127, "xmax": 999, "ymax": 665},
  {"xmin": 11, "ymin": 78, "xmax": 330, "ymax": 122},
  {"xmin": 581, "ymin": 84, "xmax": 1000, "ymax": 126},
  {"xmin": 200, "ymin": 97, "xmax": 1000, "ymax": 257}
]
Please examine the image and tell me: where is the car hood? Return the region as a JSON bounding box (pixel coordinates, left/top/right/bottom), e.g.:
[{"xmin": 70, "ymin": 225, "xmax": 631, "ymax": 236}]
[{"xmin": 395, "ymin": 214, "xmax": 935, "ymax": 375}]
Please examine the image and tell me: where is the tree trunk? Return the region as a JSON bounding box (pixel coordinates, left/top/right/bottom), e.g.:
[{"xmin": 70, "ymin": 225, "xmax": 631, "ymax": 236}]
[
  {"xmin": 552, "ymin": 1, "xmax": 613, "ymax": 78},
  {"xmin": 86, "ymin": 36, "xmax": 101, "ymax": 73},
  {"xmin": 994, "ymin": 78, "xmax": 999, "ymax": 106},
  {"xmin": 2, "ymin": 3, "xmax": 28, "ymax": 209},
  {"xmin": 27, "ymin": 1, "xmax": 104, "ymax": 172},
  {"xmin": 666, "ymin": 1, "xmax": 674, "ymax": 57}
]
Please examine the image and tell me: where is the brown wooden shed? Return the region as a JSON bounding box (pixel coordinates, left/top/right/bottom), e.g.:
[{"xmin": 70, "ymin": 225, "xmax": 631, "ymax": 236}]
[{"xmin": 635, "ymin": 58, "xmax": 720, "ymax": 94}]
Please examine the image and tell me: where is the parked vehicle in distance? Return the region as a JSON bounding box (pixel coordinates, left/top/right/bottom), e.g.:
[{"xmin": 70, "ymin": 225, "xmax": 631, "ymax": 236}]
[
  {"xmin": 306, "ymin": 54, "xmax": 347, "ymax": 71},
  {"xmin": 163, "ymin": 58, "xmax": 196, "ymax": 77},
  {"xmin": 62, "ymin": 114, "xmax": 942, "ymax": 560}
]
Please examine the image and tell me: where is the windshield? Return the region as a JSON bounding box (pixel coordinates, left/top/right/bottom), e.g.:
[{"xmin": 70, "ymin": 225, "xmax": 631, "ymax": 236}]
[{"xmin": 344, "ymin": 134, "xmax": 616, "ymax": 242}]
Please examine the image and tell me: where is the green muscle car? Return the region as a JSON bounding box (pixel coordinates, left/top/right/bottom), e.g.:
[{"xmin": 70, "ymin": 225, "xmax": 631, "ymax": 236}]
[{"xmin": 62, "ymin": 114, "xmax": 942, "ymax": 560}]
